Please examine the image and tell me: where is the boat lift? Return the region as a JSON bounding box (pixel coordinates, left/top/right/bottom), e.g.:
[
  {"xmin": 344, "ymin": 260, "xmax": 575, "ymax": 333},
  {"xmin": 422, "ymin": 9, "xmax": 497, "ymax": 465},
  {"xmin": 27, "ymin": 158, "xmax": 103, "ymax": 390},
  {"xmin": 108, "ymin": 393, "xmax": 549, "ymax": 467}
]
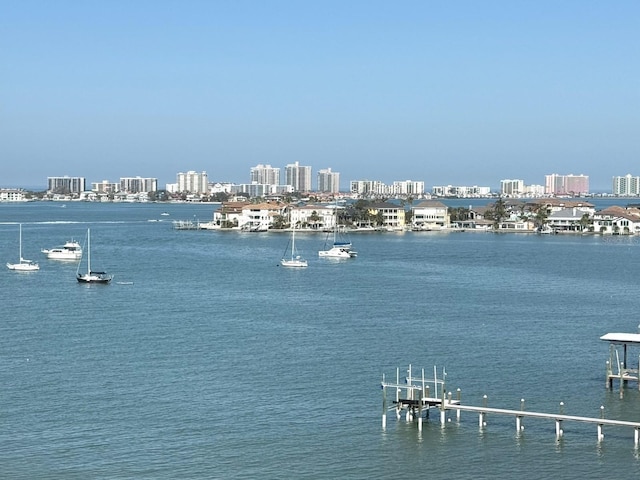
[
  {"xmin": 380, "ymin": 364, "xmax": 460, "ymax": 431},
  {"xmin": 600, "ymin": 332, "xmax": 640, "ymax": 397},
  {"xmin": 382, "ymin": 363, "xmax": 640, "ymax": 446}
]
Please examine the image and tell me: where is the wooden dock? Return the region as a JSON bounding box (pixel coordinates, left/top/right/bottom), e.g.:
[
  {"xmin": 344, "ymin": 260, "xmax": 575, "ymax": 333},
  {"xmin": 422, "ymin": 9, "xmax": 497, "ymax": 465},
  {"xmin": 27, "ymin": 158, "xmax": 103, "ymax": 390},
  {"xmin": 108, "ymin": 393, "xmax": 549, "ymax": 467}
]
[{"xmin": 381, "ymin": 364, "xmax": 640, "ymax": 447}]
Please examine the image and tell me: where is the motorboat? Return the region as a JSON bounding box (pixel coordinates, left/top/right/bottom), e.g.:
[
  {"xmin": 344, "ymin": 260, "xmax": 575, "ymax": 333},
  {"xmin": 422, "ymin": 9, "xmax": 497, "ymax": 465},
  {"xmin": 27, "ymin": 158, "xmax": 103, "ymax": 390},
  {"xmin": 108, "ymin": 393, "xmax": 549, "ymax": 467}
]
[{"xmin": 42, "ymin": 240, "xmax": 82, "ymax": 260}]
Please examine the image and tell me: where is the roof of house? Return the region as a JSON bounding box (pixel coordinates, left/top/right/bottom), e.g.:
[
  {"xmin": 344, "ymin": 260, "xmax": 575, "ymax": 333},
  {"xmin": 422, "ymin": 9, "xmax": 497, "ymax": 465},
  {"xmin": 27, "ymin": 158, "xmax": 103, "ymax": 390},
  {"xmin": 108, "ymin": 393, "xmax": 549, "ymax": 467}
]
[
  {"xmin": 413, "ymin": 200, "xmax": 448, "ymax": 208},
  {"xmin": 526, "ymin": 198, "xmax": 595, "ymax": 208}
]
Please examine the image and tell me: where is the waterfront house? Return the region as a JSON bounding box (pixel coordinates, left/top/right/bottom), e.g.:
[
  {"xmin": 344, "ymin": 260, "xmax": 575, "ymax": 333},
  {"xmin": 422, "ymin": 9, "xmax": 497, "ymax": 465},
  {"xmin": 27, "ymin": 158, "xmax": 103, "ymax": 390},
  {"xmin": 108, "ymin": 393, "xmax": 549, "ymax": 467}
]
[
  {"xmin": 0, "ymin": 189, "xmax": 28, "ymax": 202},
  {"xmin": 496, "ymin": 219, "xmax": 536, "ymax": 232},
  {"xmin": 212, "ymin": 201, "xmax": 251, "ymax": 228},
  {"xmin": 289, "ymin": 204, "xmax": 334, "ymax": 230},
  {"xmin": 240, "ymin": 202, "xmax": 287, "ymax": 231},
  {"xmin": 592, "ymin": 206, "xmax": 640, "ymax": 235},
  {"xmin": 368, "ymin": 201, "xmax": 406, "ymax": 230},
  {"xmin": 546, "ymin": 207, "xmax": 592, "ymax": 232},
  {"xmin": 525, "ymin": 198, "xmax": 596, "ymax": 215},
  {"xmin": 411, "ymin": 200, "xmax": 449, "ymax": 230}
]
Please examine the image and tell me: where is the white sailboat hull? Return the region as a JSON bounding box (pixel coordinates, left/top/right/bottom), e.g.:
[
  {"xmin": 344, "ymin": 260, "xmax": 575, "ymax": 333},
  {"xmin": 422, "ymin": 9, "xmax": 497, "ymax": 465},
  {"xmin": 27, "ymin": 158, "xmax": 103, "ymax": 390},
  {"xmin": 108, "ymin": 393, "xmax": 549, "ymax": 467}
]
[
  {"xmin": 7, "ymin": 259, "xmax": 40, "ymax": 271},
  {"xmin": 7, "ymin": 224, "xmax": 39, "ymax": 271},
  {"xmin": 281, "ymin": 226, "xmax": 308, "ymax": 268},
  {"xmin": 318, "ymin": 246, "xmax": 357, "ymax": 258},
  {"xmin": 280, "ymin": 258, "xmax": 308, "ymax": 267}
]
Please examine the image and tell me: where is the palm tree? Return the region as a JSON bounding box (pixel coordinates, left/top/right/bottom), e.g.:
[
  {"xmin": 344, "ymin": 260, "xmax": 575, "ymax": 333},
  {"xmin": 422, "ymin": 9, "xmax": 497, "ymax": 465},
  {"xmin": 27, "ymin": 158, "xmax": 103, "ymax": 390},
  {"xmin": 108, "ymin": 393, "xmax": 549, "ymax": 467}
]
[
  {"xmin": 272, "ymin": 214, "xmax": 286, "ymax": 230},
  {"xmin": 533, "ymin": 204, "xmax": 549, "ymax": 230},
  {"xmin": 485, "ymin": 198, "xmax": 507, "ymax": 229},
  {"xmin": 308, "ymin": 210, "xmax": 321, "ymax": 230},
  {"xmin": 578, "ymin": 213, "xmax": 591, "ymax": 232}
]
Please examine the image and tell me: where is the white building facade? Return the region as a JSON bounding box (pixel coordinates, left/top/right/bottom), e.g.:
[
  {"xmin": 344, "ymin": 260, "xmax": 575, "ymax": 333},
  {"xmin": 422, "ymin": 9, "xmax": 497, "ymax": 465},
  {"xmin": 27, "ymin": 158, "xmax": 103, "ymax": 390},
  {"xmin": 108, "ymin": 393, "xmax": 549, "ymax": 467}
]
[
  {"xmin": 250, "ymin": 164, "xmax": 280, "ymax": 186},
  {"xmin": 285, "ymin": 161, "xmax": 312, "ymax": 192},
  {"xmin": 317, "ymin": 168, "xmax": 340, "ymax": 193},
  {"xmin": 612, "ymin": 174, "xmax": 640, "ymax": 196},
  {"xmin": 47, "ymin": 176, "xmax": 86, "ymax": 194},
  {"xmin": 500, "ymin": 179, "xmax": 524, "ymax": 196},
  {"xmin": 391, "ymin": 180, "xmax": 424, "ymax": 196},
  {"xmin": 120, "ymin": 177, "xmax": 157, "ymax": 193},
  {"xmin": 177, "ymin": 171, "xmax": 209, "ymax": 194},
  {"xmin": 432, "ymin": 185, "xmax": 491, "ymax": 197}
]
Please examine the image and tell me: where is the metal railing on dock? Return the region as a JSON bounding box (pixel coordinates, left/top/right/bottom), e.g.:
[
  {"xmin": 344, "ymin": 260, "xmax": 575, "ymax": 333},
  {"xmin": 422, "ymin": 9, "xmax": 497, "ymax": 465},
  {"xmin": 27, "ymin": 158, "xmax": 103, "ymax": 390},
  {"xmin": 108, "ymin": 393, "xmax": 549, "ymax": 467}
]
[
  {"xmin": 172, "ymin": 219, "xmax": 201, "ymax": 230},
  {"xmin": 381, "ymin": 365, "xmax": 640, "ymax": 447}
]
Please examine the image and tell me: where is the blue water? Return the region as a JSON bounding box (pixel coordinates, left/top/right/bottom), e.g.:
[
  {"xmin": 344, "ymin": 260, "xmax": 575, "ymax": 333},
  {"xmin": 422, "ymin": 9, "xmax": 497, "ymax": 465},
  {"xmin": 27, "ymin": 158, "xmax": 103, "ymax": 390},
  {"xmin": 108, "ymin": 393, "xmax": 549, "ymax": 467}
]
[{"xmin": 2, "ymin": 201, "xmax": 640, "ymax": 479}]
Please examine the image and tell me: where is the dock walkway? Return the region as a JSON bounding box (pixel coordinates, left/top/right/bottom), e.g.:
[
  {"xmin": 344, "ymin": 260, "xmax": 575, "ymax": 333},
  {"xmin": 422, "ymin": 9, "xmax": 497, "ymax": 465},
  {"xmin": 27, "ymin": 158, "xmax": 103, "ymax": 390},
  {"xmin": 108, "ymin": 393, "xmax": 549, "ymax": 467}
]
[{"xmin": 381, "ymin": 364, "xmax": 640, "ymax": 447}]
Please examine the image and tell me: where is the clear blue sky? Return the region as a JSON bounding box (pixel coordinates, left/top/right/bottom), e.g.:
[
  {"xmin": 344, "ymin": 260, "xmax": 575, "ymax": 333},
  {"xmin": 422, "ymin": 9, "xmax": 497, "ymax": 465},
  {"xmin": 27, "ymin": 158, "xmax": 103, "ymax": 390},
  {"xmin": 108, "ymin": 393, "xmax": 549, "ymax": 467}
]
[{"xmin": 2, "ymin": 1, "xmax": 638, "ymax": 191}]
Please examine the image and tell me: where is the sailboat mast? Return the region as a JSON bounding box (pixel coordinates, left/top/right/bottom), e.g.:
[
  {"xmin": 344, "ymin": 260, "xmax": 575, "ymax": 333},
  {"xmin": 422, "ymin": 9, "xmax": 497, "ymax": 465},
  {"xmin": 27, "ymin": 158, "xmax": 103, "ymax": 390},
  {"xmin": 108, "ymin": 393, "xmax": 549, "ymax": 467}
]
[
  {"xmin": 19, "ymin": 224, "xmax": 22, "ymax": 260},
  {"xmin": 87, "ymin": 228, "xmax": 91, "ymax": 274},
  {"xmin": 334, "ymin": 204, "xmax": 338, "ymax": 243},
  {"xmin": 291, "ymin": 225, "xmax": 295, "ymax": 260}
]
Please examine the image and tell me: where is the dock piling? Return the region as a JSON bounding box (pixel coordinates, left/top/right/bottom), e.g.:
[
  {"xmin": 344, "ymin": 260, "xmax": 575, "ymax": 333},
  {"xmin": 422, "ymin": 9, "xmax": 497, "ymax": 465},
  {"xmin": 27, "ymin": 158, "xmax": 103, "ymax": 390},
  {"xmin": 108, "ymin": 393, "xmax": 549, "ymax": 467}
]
[{"xmin": 516, "ymin": 399, "xmax": 525, "ymax": 434}]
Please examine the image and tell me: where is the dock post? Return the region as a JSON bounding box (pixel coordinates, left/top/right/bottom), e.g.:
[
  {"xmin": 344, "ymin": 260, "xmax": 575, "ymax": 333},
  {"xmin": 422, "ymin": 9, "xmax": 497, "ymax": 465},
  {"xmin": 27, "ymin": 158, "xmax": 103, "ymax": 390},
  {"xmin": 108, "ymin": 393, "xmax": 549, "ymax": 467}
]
[
  {"xmin": 418, "ymin": 389, "xmax": 423, "ymax": 432},
  {"xmin": 556, "ymin": 402, "xmax": 565, "ymax": 439},
  {"xmin": 635, "ymin": 428, "xmax": 639, "ymax": 447},
  {"xmin": 381, "ymin": 377, "xmax": 387, "ymax": 430},
  {"xmin": 440, "ymin": 392, "xmax": 446, "ymax": 427},
  {"xmin": 596, "ymin": 405, "xmax": 604, "ymax": 442},
  {"xmin": 605, "ymin": 360, "xmax": 611, "ymax": 389},
  {"xmin": 516, "ymin": 416, "xmax": 522, "ymax": 434},
  {"xmin": 479, "ymin": 395, "xmax": 487, "ymax": 428},
  {"xmin": 395, "ymin": 368, "xmax": 401, "ymax": 419},
  {"xmin": 406, "ymin": 364, "xmax": 413, "ymax": 421},
  {"xmin": 516, "ymin": 399, "xmax": 525, "ymax": 434},
  {"xmin": 456, "ymin": 389, "xmax": 461, "ymax": 422}
]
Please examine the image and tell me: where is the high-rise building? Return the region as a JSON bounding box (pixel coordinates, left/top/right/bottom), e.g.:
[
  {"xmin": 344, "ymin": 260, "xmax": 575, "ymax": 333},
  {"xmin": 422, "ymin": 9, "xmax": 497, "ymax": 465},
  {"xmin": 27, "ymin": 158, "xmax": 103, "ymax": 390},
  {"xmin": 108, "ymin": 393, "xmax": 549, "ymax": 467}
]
[
  {"xmin": 285, "ymin": 161, "xmax": 312, "ymax": 192},
  {"xmin": 350, "ymin": 180, "xmax": 387, "ymax": 196},
  {"xmin": 500, "ymin": 179, "xmax": 524, "ymax": 196},
  {"xmin": 250, "ymin": 164, "xmax": 280, "ymax": 186},
  {"xmin": 92, "ymin": 180, "xmax": 119, "ymax": 194},
  {"xmin": 545, "ymin": 174, "xmax": 589, "ymax": 196},
  {"xmin": 177, "ymin": 171, "xmax": 209, "ymax": 194},
  {"xmin": 47, "ymin": 176, "xmax": 85, "ymax": 194},
  {"xmin": 120, "ymin": 177, "xmax": 158, "ymax": 193},
  {"xmin": 612, "ymin": 174, "xmax": 640, "ymax": 196},
  {"xmin": 392, "ymin": 180, "xmax": 425, "ymax": 196},
  {"xmin": 317, "ymin": 168, "xmax": 340, "ymax": 193}
]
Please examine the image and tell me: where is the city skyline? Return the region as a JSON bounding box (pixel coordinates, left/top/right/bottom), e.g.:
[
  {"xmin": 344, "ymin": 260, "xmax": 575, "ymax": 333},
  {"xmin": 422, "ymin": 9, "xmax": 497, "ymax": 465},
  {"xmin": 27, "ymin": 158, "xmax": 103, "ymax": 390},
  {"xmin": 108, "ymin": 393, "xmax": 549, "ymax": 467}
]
[
  {"xmin": 2, "ymin": 1, "xmax": 638, "ymax": 191},
  {"xmin": 6, "ymin": 167, "xmax": 640, "ymax": 195}
]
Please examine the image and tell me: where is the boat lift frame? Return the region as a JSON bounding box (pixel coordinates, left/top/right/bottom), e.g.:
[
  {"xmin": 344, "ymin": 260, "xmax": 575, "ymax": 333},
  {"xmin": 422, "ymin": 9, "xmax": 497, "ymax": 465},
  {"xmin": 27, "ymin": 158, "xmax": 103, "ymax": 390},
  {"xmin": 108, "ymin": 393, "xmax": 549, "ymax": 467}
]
[
  {"xmin": 382, "ymin": 364, "xmax": 640, "ymax": 447},
  {"xmin": 600, "ymin": 332, "xmax": 640, "ymax": 397}
]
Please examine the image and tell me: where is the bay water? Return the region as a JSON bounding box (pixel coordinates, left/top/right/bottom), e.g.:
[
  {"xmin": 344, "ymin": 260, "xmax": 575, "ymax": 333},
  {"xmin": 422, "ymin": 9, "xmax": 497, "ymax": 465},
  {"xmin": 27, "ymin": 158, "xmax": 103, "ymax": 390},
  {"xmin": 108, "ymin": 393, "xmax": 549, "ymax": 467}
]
[{"xmin": 2, "ymin": 201, "xmax": 640, "ymax": 479}]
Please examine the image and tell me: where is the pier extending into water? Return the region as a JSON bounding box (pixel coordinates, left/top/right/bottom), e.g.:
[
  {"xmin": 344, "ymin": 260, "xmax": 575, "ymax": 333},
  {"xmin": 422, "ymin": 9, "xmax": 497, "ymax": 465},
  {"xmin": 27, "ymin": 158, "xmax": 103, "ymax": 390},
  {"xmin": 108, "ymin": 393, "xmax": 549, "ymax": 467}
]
[{"xmin": 381, "ymin": 364, "xmax": 640, "ymax": 447}]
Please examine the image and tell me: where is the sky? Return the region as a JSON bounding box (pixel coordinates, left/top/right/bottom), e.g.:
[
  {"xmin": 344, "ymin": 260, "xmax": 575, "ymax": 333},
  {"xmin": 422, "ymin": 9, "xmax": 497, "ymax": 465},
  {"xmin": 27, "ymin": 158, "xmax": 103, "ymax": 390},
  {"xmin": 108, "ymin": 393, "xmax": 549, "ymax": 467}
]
[{"xmin": 2, "ymin": 1, "xmax": 638, "ymax": 192}]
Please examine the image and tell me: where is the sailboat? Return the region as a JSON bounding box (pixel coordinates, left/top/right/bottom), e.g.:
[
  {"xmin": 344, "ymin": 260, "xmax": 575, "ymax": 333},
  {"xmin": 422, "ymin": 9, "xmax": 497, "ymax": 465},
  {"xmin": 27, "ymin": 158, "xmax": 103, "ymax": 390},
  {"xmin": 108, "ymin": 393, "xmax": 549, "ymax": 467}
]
[
  {"xmin": 280, "ymin": 224, "xmax": 308, "ymax": 268},
  {"xmin": 76, "ymin": 228, "xmax": 113, "ymax": 284},
  {"xmin": 318, "ymin": 205, "xmax": 357, "ymax": 258},
  {"xmin": 7, "ymin": 224, "xmax": 40, "ymax": 271}
]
